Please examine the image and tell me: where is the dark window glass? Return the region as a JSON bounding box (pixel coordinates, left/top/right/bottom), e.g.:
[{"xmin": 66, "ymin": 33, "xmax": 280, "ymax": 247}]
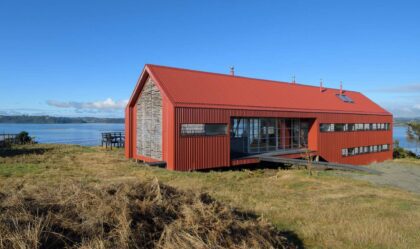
[
  {"xmin": 205, "ymin": 124, "xmax": 228, "ymax": 135},
  {"xmin": 336, "ymin": 94, "xmax": 354, "ymax": 103},
  {"xmin": 335, "ymin": 124, "xmax": 345, "ymax": 132},
  {"xmin": 320, "ymin": 123, "xmax": 333, "ymax": 132},
  {"xmin": 182, "ymin": 124, "xmax": 227, "ymax": 136}
]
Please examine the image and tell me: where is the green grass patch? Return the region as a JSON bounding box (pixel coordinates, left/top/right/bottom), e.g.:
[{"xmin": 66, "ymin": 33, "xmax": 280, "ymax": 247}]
[{"xmin": 0, "ymin": 163, "xmax": 44, "ymax": 177}]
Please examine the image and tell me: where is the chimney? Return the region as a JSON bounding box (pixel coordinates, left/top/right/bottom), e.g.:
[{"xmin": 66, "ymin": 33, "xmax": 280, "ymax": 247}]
[
  {"xmin": 320, "ymin": 79, "xmax": 323, "ymax": 92},
  {"xmin": 340, "ymin": 81, "xmax": 343, "ymax": 95},
  {"xmin": 230, "ymin": 66, "xmax": 235, "ymax": 76}
]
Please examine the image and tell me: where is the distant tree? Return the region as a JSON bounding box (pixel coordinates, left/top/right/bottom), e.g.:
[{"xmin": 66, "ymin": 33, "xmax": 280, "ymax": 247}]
[
  {"xmin": 16, "ymin": 131, "xmax": 33, "ymax": 144},
  {"xmin": 406, "ymin": 122, "xmax": 420, "ymax": 155}
]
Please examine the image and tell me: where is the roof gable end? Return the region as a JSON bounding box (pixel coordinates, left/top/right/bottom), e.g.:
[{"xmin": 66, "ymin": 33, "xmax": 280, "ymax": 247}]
[{"xmin": 127, "ymin": 65, "xmax": 175, "ymax": 108}]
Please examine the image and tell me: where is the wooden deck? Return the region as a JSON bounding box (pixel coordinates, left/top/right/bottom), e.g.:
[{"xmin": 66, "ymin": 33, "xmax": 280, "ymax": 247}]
[
  {"xmin": 259, "ymin": 156, "xmax": 382, "ymax": 174},
  {"xmin": 242, "ymin": 149, "xmax": 311, "ymax": 158}
]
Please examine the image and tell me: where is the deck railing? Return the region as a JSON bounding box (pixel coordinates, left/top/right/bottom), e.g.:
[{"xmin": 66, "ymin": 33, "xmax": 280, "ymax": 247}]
[
  {"xmin": 0, "ymin": 134, "xmax": 18, "ymax": 147},
  {"xmin": 101, "ymin": 132, "xmax": 125, "ymax": 149}
]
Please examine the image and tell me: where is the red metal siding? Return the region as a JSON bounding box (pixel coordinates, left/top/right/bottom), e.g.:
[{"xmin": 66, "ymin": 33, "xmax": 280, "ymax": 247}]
[
  {"xmin": 172, "ymin": 107, "xmax": 393, "ymax": 171},
  {"xmin": 162, "ymin": 96, "xmax": 176, "ymax": 170},
  {"xmin": 126, "ymin": 65, "xmax": 394, "ymax": 171}
]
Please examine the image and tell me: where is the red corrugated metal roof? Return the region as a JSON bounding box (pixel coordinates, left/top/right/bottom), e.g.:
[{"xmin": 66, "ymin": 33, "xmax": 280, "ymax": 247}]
[{"xmin": 145, "ymin": 64, "xmax": 391, "ymax": 115}]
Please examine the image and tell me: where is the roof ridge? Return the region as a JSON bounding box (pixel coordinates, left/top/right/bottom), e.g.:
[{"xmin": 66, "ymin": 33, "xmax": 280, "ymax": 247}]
[{"xmin": 146, "ymin": 64, "xmax": 359, "ymax": 93}]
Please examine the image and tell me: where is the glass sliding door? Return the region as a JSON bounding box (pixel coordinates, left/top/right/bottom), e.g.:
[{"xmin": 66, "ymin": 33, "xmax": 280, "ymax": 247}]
[
  {"xmin": 299, "ymin": 121, "xmax": 309, "ymax": 147},
  {"xmin": 292, "ymin": 119, "xmax": 300, "ymax": 148},
  {"xmin": 267, "ymin": 118, "xmax": 277, "ymax": 151},
  {"xmin": 284, "ymin": 119, "xmax": 292, "ymax": 149},
  {"xmin": 249, "ymin": 118, "xmax": 260, "ymax": 153},
  {"xmin": 230, "ymin": 117, "xmax": 310, "ymax": 157}
]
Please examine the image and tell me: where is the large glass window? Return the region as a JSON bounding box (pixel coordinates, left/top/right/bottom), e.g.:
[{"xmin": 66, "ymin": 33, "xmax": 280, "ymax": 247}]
[{"xmin": 230, "ymin": 117, "xmax": 310, "ymax": 156}]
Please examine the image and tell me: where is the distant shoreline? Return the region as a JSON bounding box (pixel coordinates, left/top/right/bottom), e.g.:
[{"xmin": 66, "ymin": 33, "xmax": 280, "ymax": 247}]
[{"xmin": 0, "ymin": 115, "xmax": 124, "ymax": 124}]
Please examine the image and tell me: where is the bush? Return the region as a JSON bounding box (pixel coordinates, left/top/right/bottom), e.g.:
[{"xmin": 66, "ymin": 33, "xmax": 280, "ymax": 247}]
[
  {"xmin": 393, "ymin": 140, "xmax": 418, "ymax": 159},
  {"xmin": 15, "ymin": 131, "xmax": 33, "ymax": 144}
]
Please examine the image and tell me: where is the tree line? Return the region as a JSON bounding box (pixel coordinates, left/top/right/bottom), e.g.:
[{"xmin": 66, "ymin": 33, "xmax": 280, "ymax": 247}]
[{"xmin": 0, "ymin": 115, "xmax": 124, "ymax": 124}]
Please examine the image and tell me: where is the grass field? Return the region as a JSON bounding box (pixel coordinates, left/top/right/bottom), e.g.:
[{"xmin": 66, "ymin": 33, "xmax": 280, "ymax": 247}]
[{"xmin": 1, "ymin": 144, "xmax": 420, "ymax": 248}]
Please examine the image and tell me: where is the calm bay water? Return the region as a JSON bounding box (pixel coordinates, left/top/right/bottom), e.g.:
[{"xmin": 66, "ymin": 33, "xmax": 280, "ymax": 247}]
[
  {"xmin": 0, "ymin": 124, "xmax": 418, "ymax": 153},
  {"xmin": 394, "ymin": 125, "xmax": 418, "ymax": 155},
  {"xmin": 0, "ymin": 123, "xmax": 124, "ymax": 146}
]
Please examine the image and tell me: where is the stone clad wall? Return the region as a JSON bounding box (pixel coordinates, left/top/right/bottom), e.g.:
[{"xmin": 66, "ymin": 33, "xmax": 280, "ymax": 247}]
[{"xmin": 137, "ymin": 77, "xmax": 162, "ymax": 160}]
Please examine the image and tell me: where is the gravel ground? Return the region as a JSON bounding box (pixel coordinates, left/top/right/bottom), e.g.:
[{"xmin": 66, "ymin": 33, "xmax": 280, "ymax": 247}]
[{"xmin": 344, "ymin": 160, "xmax": 420, "ymax": 194}]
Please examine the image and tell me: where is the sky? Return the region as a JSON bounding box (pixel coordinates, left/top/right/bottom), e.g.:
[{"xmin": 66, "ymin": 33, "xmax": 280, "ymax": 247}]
[{"xmin": 0, "ymin": 0, "xmax": 419, "ymax": 118}]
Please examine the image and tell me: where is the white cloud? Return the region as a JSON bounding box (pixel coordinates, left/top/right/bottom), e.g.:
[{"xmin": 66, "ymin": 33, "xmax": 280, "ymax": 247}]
[
  {"xmin": 381, "ymin": 102, "xmax": 420, "ymax": 118},
  {"xmin": 373, "ymin": 83, "xmax": 420, "ymax": 93},
  {"xmin": 47, "ymin": 98, "xmax": 128, "ymax": 111}
]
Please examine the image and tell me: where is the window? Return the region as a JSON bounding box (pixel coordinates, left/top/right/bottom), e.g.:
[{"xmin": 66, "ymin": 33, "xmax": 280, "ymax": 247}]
[
  {"xmin": 206, "ymin": 124, "xmax": 228, "ymax": 135},
  {"xmin": 372, "ymin": 123, "xmax": 377, "ymax": 130},
  {"xmin": 342, "ymin": 144, "xmax": 390, "ymax": 157},
  {"xmin": 321, "ymin": 122, "xmax": 391, "ymax": 132},
  {"xmin": 335, "ymin": 123, "xmax": 345, "ymax": 132},
  {"xmin": 320, "ymin": 123, "xmax": 334, "ymax": 132},
  {"xmin": 181, "ymin": 124, "xmax": 227, "ymax": 136},
  {"xmin": 336, "ymin": 94, "xmax": 354, "ymax": 103}
]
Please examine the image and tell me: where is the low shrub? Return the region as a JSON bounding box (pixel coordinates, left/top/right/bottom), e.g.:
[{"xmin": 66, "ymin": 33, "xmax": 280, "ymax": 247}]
[
  {"xmin": 393, "ymin": 140, "xmax": 418, "ymax": 159},
  {"xmin": 15, "ymin": 131, "xmax": 33, "ymax": 144}
]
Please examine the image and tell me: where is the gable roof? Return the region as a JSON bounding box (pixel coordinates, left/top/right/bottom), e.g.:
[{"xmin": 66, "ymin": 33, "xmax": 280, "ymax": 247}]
[{"xmin": 131, "ymin": 64, "xmax": 391, "ymax": 115}]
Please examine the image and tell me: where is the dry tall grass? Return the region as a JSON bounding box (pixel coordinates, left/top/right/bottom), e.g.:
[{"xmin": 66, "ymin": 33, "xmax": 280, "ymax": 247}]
[
  {"xmin": 1, "ymin": 144, "xmax": 420, "ymax": 248},
  {"xmin": 0, "ymin": 178, "xmax": 294, "ymax": 248}
]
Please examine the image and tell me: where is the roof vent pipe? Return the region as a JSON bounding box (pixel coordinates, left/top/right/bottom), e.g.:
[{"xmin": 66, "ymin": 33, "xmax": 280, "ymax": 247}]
[
  {"xmin": 292, "ymin": 75, "xmax": 296, "ymax": 84},
  {"xmin": 230, "ymin": 66, "xmax": 234, "ymax": 76},
  {"xmin": 340, "ymin": 81, "xmax": 343, "ymax": 95},
  {"xmin": 320, "ymin": 79, "xmax": 323, "ymax": 92}
]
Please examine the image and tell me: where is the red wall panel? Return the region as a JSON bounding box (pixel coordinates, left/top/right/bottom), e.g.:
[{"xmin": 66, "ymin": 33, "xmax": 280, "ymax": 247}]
[{"xmin": 172, "ymin": 107, "xmax": 393, "ymax": 171}]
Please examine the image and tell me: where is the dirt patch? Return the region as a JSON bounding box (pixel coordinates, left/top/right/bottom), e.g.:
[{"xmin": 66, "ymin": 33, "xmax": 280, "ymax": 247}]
[
  {"xmin": 345, "ymin": 161, "xmax": 420, "ymax": 194},
  {"xmin": 0, "ymin": 178, "xmax": 296, "ymax": 249}
]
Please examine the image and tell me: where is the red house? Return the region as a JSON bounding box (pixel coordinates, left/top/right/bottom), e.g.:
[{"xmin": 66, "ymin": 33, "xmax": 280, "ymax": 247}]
[{"xmin": 125, "ymin": 64, "xmax": 393, "ymax": 171}]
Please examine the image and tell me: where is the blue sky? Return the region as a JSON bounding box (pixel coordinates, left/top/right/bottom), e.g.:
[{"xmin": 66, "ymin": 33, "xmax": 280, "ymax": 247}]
[{"xmin": 0, "ymin": 0, "xmax": 419, "ymax": 118}]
